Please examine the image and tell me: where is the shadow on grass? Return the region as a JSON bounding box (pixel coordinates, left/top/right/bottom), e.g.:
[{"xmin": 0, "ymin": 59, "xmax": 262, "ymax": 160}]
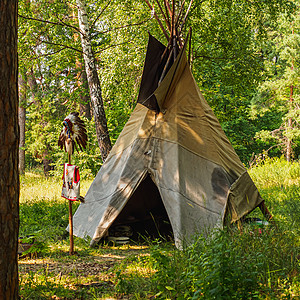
[{"xmin": 20, "ymin": 199, "xmax": 80, "ymax": 241}]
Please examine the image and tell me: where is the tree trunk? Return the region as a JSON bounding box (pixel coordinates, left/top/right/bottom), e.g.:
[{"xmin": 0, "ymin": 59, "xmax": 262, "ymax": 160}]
[
  {"xmin": 286, "ymin": 27, "xmax": 295, "ymax": 163},
  {"xmin": 286, "ymin": 56, "xmax": 294, "ymax": 162},
  {"xmin": 0, "ymin": 1, "xmax": 19, "ymax": 299},
  {"xmin": 76, "ymin": 59, "xmax": 92, "ymax": 120},
  {"xmin": 286, "ymin": 138, "xmax": 291, "ymax": 162},
  {"xmin": 42, "ymin": 151, "xmax": 54, "ymax": 177},
  {"xmin": 27, "ymin": 68, "xmax": 38, "ymax": 105},
  {"xmin": 18, "ymin": 74, "xmax": 27, "ymax": 175},
  {"xmin": 286, "ymin": 93, "xmax": 293, "ymax": 162},
  {"xmin": 76, "ymin": 0, "xmax": 112, "ymax": 161},
  {"xmin": 79, "ymin": 69, "xmax": 92, "ymax": 120}
]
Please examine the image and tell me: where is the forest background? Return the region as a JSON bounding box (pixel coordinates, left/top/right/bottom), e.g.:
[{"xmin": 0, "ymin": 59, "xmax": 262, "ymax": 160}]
[{"xmin": 18, "ymin": 0, "xmax": 300, "ymax": 177}]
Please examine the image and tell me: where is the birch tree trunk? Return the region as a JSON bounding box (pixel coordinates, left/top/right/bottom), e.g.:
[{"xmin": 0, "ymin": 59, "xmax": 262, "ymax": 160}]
[
  {"xmin": 0, "ymin": 0, "xmax": 19, "ymax": 298},
  {"xmin": 76, "ymin": 0, "xmax": 112, "ymax": 161}
]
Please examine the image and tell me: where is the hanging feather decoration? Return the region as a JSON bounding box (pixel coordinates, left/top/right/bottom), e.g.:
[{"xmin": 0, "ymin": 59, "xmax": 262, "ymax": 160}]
[{"xmin": 58, "ymin": 112, "xmax": 88, "ymax": 155}]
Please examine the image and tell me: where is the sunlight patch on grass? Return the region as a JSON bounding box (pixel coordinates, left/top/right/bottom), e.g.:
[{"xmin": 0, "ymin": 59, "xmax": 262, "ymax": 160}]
[
  {"xmin": 125, "ymin": 245, "xmax": 149, "ymax": 250},
  {"xmin": 20, "ymin": 172, "xmax": 93, "ymax": 203},
  {"xmin": 99, "ymin": 254, "xmax": 126, "ymax": 260},
  {"xmin": 19, "ymin": 258, "xmax": 58, "ymax": 266},
  {"xmin": 124, "ymin": 264, "xmax": 155, "ymax": 277},
  {"xmin": 249, "ymin": 157, "xmax": 300, "ymax": 188}
]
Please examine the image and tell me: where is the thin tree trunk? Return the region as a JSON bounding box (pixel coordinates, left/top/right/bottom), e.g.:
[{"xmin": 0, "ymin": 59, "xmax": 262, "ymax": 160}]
[
  {"xmin": 79, "ymin": 96, "xmax": 92, "ymax": 120},
  {"xmin": 27, "ymin": 68, "xmax": 38, "ymax": 105},
  {"xmin": 80, "ymin": 70, "xmax": 92, "ymax": 120},
  {"xmin": 286, "ymin": 136, "xmax": 291, "ymax": 162},
  {"xmin": 286, "ymin": 34, "xmax": 294, "ymax": 163},
  {"xmin": 42, "ymin": 150, "xmax": 53, "ymax": 177},
  {"xmin": 0, "ymin": 1, "xmax": 19, "ymax": 299},
  {"xmin": 286, "ymin": 85, "xmax": 293, "ymax": 162},
  {"xmin": 72, "ymin": 5, "xmax": 92, "ymax": 121},
  {"xmin": 76, "ymin": 60, "xmax": 92, "ymax": 120},
  {"xmin": 76, "ymin": 0, "xmax": 112, "ymax": 161},
  {"xmin": 18, "ymin": 74, "xmax": 27, "ymax": 175}
]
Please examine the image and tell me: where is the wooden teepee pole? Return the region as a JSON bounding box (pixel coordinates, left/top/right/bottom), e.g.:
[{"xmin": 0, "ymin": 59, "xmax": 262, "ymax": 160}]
[
  {"xmin": 159, "ymin": 47, "xmax": 174, "ymax": 84},
  {"xmin": 154, "ymin": 0, "xmax": 171, "ymax": 32},
  {"xmin": 164, "ymin": 0, "xmax": 172, "ymax": 17},
  {"xmin": 175, "ymin": 0, "xmax": 185, "ymax": 27},
  {"xmin": 171, "ymin": 0, "xmax": 177, "ymax": 61},
  {"xmin": 68, "ymin": 153, "xmax": 74, "ymax": 255},
  {"xmin": 188, "ymin": 27, "xmax": 192, "ymax": 65},
  {"xmin": 179, "ymin": 0, "xmax": 193, "ymax": 34},
  {"xmin": 258, "ymin": 201, "xmax": 274, "ymax": 224},
  {"xmin": 144, "ymin": 0, "xmax": 169, "ymax": 40}
]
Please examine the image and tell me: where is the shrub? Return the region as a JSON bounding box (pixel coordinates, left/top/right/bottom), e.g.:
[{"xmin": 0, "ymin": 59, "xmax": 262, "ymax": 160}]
[{"xmin": 146, "ymin": 227, "xmax": 299, "ymax": 299}]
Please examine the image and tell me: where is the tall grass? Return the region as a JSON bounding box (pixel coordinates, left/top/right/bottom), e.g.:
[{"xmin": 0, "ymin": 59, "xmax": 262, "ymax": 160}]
[
  {"xmin": 134, "ymin": 228, "xmax": 299, "ymax": 299},
  {"xmin": 114, "ymin": 158, "xmax": 300, "ymax": 299},
  {"xmin": 19, "ymin": 172, "xmax": 92, "ymax": 243},
  {"xmin": 19, "ymin": 160, "xmax": 300, "ymax": 299},
  {"xmin": 249, "ymin": 156, "xmax": 300, "ymax": 188},
  {"xmin": 249, "ymin": 157, "xmax": 300, "ymax": 235},
  {"xmin": 20, "ymin": 172, "xmax": 91, "ymax": 203}
]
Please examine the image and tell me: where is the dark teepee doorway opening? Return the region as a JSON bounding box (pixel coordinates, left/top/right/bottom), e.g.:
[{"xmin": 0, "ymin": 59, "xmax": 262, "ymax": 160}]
[{"xmin": 108, "ymin": 173, "xmax": 174, "ymax": 242}]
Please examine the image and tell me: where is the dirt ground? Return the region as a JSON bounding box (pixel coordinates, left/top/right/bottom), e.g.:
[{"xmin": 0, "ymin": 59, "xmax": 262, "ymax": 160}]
[{"xmin": 18, "ymin": 245, "xmax": 151, "ymax": 299}]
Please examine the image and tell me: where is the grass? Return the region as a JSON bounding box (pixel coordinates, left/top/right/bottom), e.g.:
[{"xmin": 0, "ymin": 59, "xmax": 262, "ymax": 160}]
[
  {"xmin": 20, "ymin": 171, "xmax": 91, "ymax": 203},
  {"xmin": 19, "ymin": 159, "xmax": 300, "ymax": 299}
]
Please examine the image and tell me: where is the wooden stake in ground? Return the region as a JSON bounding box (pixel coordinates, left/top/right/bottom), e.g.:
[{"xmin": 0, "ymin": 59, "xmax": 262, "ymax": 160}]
[
  {"xmin": 68, "ymin": 153, "xmax": 74, "ymax": 255},
  {"xmin": 58, "ymin": 112, "xmax": 88, "ymax": 255},
  {"xmin": 259, "ymin": 201, "xmax": 275, "ymax": 225}
]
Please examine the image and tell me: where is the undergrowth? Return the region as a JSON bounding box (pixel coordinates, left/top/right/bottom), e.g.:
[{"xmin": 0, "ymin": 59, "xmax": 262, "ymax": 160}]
[{"xmin": 19, "ymin": 160, "xmax": 300, "ymax": 299}]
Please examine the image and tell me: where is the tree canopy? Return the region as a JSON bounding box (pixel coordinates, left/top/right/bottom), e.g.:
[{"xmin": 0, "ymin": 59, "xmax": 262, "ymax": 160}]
[{"xmin": 18, "ymin": 0, "xmax": 298, "ymax": 176}]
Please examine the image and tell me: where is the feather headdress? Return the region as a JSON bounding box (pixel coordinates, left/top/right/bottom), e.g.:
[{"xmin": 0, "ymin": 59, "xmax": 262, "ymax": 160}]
[{"xmin": 58, "ymin": 112, "xmax": 88, "ymax": 155}]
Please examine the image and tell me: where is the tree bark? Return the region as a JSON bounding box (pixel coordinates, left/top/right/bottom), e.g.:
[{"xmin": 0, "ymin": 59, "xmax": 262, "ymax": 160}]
[
  {"xmin": 76, "ymin": 0, "xmax": 112, "ymax": 161},
  {"xmin": 18, "ymin": 74, "xmax": 27, "ymax": 175},
  {"xmin": 0, "ymin": 1, "xmax": 20, "ymax": 299},
  {"xmin": 286, "ymin": 118, "xmax": 292, "ymax": 162},
  {"xmin": 76, "ymin": 60, "xmax": 92, "ymax": 120},
  {"xmin": 27, "ymin": 68, "xmax": 38, "ymax": 105},
  {"xmin": 79, "ymin": 69, "xmax": 92, "ymax": 120},
  {"xmin": 286, "ymin": 50, "xmax": 294, "ymax": 162}
]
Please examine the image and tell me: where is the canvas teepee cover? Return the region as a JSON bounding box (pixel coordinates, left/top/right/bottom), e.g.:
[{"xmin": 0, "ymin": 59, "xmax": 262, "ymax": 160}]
[{"xmin": 72, "ymin": 35, "xmax": 263, "ymax": 247}]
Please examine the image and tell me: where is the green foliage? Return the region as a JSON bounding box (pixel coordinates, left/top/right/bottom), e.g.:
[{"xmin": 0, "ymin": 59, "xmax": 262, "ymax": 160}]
[
  {"xmin": 18, "ymin": 0, "xmax": 300, "ymax": 171},
  {"xmin": 19, "ymin": 172, "xmax": 91, "ymax": 255},
  {"xmin": 19, "ymin": 160, "xmax": 300, "ymax": 299},
  {"xmin": 186, "ymin": 0, "xmax": 294, "ymax": 163},
  {"xmin": 249, "ymin": 156, "xmax": 300, "ymax": 187},
  {"xmin": 251, "ymin": 6, "xmax": 300, "ymax": 158},
  {"xmin": 249, "ymin": 158, "xmax": 300, "ymax": 237},
  {"xmin": 20, "ymin": 269, "xmax": 92, "ymax": 299},
  {"xmin": 113, "ymin": 228, "xmax": 299, "ymax": 299},
  {"xmin": 20, "ymin": 198, "xmax": 76, "ymax": 242}
]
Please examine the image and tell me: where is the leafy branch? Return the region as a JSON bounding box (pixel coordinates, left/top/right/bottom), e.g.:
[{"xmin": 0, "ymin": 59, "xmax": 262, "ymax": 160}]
[
  {"xmin": 18, "ymin": 14, "xmax": 82, "ymax": 35},
  {"xmin": 91, "ymin": 17, "xmax": 151, "ymax": 38}
]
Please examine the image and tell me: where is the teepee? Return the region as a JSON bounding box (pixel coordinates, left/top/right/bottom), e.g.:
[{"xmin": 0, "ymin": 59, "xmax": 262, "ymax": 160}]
[{"xmin": 71, "ymin": 1, "xmax": 272, "ymax": 247}]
